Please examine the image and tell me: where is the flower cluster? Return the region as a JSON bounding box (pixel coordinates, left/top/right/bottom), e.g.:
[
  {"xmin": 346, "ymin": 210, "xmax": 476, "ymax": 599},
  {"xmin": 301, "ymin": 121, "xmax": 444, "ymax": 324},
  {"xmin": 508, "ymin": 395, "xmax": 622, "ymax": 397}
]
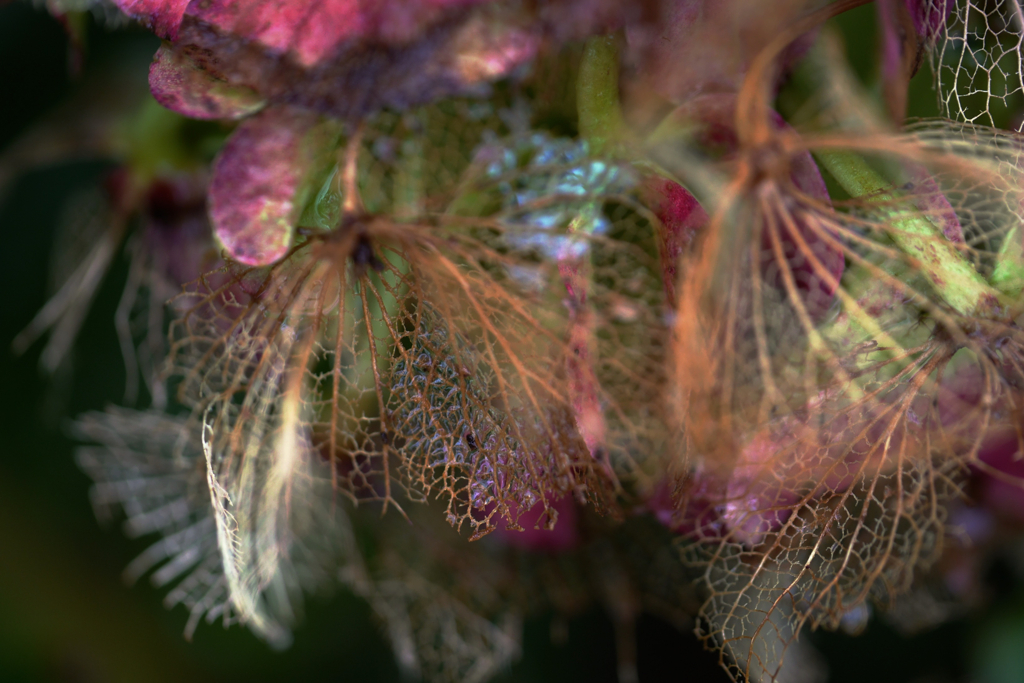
[{"xmin": 10, "ymin": 0, "xmax": 1024, "ymax": 681}]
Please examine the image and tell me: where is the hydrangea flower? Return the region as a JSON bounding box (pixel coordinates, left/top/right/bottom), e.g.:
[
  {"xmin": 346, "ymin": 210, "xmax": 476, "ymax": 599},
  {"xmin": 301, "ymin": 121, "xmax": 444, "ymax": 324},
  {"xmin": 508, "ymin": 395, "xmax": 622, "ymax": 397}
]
[{"xmin": 11, "ymin": 2, "xmax": 1024, "ymax": 682}]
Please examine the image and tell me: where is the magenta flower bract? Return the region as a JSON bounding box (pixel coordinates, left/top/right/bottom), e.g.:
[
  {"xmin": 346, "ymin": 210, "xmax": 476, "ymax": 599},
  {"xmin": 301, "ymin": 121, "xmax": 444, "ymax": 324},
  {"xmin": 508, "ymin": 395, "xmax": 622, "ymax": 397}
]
[
  {"xmin": 642, "ymin": 175, "xmax": 709, "ymax": 307},
  {"xmin": 148, "ymin": 45, "xmax": 266, "ymax": 120},
  {"xmin": 206, "ymin": 106, "xmax": 326, "ymax": 265},
  {"xmin": 905, "ymin": 0, "xmax": 953, "ymax": 41}
]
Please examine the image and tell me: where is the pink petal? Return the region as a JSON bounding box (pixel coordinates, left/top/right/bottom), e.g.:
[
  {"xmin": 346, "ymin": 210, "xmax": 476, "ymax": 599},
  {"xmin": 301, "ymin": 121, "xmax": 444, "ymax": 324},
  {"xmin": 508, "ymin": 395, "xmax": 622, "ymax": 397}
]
[
  {"xmin": 149, "ymin": 44, "xmax": 266, "ymax": 120},
  {"xmin": 641, "ymin": 175, "xmax": 708, "ymax": 307},
  {"xmin": 209, "ymin": 106, "xmax": 328, "ymax": 266},
  {"xmin": 113, "ymin": 0, "xmax": 190, "ymax": 40},
  {"xmin": 184, "ymin": 0, "xmax": 487, "ymax": 68},
  {"xmin": 724, "ymin": 428, "xmax": 799, "ymax": 545},
  {"xmin": 905, "ymin": 0, "xmax": 952, "ymax": 40},
  {"xmin": 155, "ymin": 0, "xmax": 648, "ymax": 120}
]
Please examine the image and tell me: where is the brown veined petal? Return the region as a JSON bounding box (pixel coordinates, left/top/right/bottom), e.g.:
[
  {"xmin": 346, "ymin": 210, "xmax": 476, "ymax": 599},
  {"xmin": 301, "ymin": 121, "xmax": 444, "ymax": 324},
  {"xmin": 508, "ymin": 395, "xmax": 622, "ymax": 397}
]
[
  {"xmin": 149, "ymin": 43, "xmax": 266, "ymax": 120},
  {"xmin": 170, "ymin": 218, "xmax": 614, "ymax": 539},
  {"xmin": 172, "ymin": 123, "xmax": 674, "ymax": 540},
  {"xmin": 209, "ymin": 106, "xmax": 338, "ymax": 266},
  {"xmin": 663, "ymin": 92, "xmax": 845, "ymax": 319}
]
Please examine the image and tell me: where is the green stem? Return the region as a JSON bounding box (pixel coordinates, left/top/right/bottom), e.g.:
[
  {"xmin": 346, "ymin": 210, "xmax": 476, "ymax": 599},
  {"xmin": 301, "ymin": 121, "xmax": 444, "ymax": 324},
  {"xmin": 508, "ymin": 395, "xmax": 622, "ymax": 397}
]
[
  {"xmin": 778, "ymin": 30, "xmax": 1006, "ymax": 319},
  {"xmin": 992, "ymin": 225, "xmax": 1024, "ymax": 298},
  {"xmin": 814, "ymin": 149, "xmax": 1001, "ymax": 318},
  {"xmin": 576, "ymin": 35, "xmax": 625, "ymax": 156}
]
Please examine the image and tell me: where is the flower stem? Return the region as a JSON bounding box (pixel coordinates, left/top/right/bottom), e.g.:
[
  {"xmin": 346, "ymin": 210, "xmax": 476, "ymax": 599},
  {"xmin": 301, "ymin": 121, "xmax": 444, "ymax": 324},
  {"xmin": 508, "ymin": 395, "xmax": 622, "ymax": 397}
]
[
  {"xmin": 813, "ymin": 149, "xmax": 1001, "ymax": 318},
  {"xmin": 576, "ymin": 35, "xmax": 625, "ymax": 156},
  {"xmin": 567, "ymin": 35, "xmax": 625, "ymax": 471}
]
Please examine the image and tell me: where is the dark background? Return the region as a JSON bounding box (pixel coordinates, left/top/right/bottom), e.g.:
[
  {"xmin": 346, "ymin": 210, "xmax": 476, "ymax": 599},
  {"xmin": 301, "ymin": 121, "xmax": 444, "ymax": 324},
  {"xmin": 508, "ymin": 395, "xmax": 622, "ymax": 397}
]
[{"xmin": 0, "ymin": 3, "xmax": 1019, "ymax": 682}]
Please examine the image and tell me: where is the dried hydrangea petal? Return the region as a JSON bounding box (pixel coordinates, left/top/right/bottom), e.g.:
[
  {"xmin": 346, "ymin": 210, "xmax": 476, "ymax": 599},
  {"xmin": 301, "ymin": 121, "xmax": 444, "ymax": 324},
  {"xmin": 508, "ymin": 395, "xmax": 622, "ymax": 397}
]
[
  {"xmin": 641, "ymin": 175, "xmax": 708, "ymax": 306},
  {"xmin": 905, "ymin": 0, "xmax": 952, "ymax": 41},
  {"xmin": 209, "ymin": 106, "xmax": 336, "ymax": 265},
  {"xmin": 113, "ymin": 0, "xmax": 191, "ymax": 39},
  {"xmin": 149, "ymin": 44, "xmax": 266, "ymax": 120},
  {"xmin": 183, "ymin": 0, "xmax": 493, "ymax": 68},
  {"xmin": 122, "ymin": 0, "xmax": 652, "ymax": 122}
]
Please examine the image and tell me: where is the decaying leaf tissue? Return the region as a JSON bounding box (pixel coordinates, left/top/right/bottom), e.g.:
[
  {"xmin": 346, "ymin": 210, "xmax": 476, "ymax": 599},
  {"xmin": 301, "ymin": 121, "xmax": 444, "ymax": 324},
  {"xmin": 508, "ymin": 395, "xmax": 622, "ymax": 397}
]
[{"xmin": 5, "ymin": 0, "xmax": 1024, "ymax": 681}]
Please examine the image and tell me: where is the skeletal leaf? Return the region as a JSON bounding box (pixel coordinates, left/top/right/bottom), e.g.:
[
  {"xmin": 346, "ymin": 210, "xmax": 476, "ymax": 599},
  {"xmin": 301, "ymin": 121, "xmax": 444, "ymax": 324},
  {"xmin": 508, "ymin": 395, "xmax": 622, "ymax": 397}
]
[
  {"xmin": 74, "ymin": 409, "xmax": 230, "ymax": 638},
  {"xmin": 76, "ymin": 405, "xmax": 355, "ymax": 647},
  {"xmin": 350, "ymin": 551, "xmax": 521, "ymax": 683},
  {"xmin": 928, "ymin": 0, "xmax": 1024, "ymax": 128},
  {"xmin": 654, "ymin": 65, "xmax": 1024, "ymax": 683},
  {"xmin": 171, "ymin": 105, "xmax": 672, "ymax": 540}
]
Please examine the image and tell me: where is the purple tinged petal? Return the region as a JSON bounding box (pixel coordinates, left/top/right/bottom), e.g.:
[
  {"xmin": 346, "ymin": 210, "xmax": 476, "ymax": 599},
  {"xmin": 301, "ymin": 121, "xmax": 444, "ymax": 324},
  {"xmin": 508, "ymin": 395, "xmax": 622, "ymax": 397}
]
[
  {"xmin": 939, "ymin": 358, "xmax": 1024, "ymax": 522},
  {"xmin": 158, "ymin": 0, "xmax": 646, "ymax": 121},
  {"xmin": 641, "ymin": 175, "xmax": 708, "ymax": 307},
  {"xmin": 877, "ymin": 0, "xmax": 904, "ymax": 82},
  {"xmin": 905, "ymin": 0, "xmax": 952, "ymax": 40},
  {"xmin": 113, "ymin": 0, "xmax": 190, "ymax": 40},
  {"xmin": 876, "ymin": 0, "xmax": 922, "ymax": 120},
  {"xmin": 149, "ymin": 44, "xmax": 266, "ymax": 120},
  {"xmin": 209, "ymin": 106, "xmax": 330, "ymax": 266}
]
